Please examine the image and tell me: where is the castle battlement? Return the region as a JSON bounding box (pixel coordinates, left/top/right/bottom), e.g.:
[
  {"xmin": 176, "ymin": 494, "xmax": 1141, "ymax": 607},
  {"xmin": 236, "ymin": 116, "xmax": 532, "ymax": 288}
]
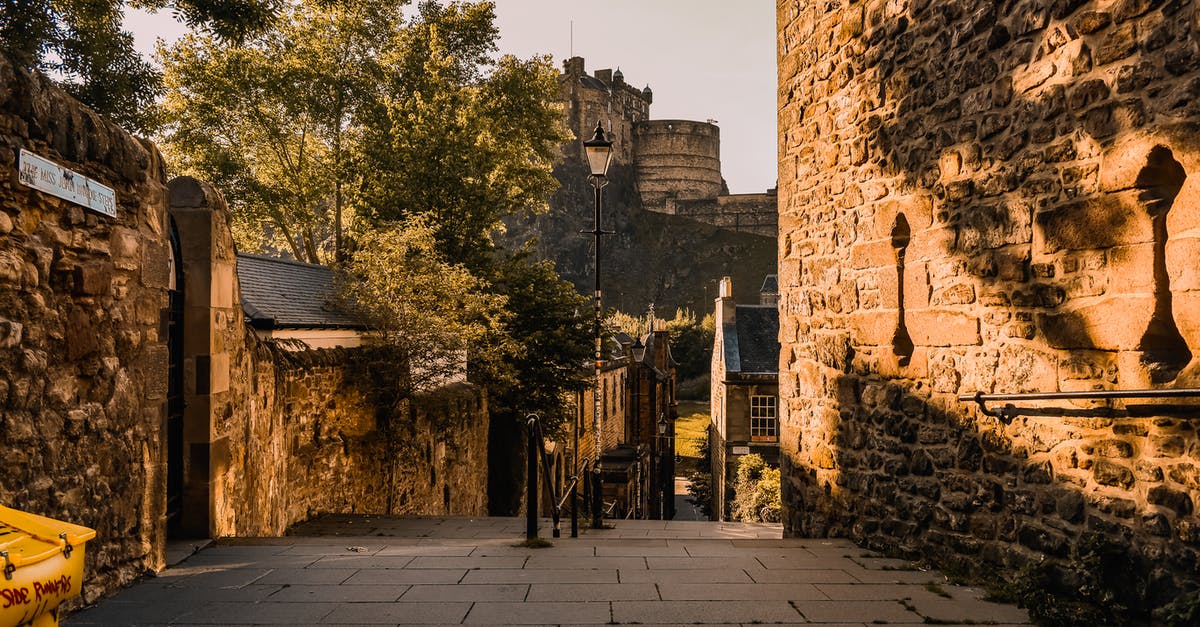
[{"xmin": 559, "ymin": 57, "xmax": 776, "ymax": 237}]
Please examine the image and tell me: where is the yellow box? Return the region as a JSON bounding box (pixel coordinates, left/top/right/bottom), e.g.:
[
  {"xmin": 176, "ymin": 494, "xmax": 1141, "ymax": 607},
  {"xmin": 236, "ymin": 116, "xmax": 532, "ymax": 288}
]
[{"xmin": 0, "ymin": 505, "xmax": 95, "ymax": 627}]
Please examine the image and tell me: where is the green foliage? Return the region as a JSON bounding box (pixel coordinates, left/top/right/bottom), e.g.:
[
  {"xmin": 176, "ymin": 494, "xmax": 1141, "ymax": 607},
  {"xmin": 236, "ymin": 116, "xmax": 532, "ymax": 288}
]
[
  {"xmin": 2, "ymin": 0, "xmax": 277, "ymax": 133},
  {"xmin": 666, "ymin": 309, "xmax": 714, "ymax": 381},
  {"xmin": 481, "ymin": 250, "xmax": 591, "ymax": 434},
  {"xmin": 685, "ymin": 431, "xmax": 713, "ymax": 518},
  {"xmin": 336, "ymin": 218, "xmax": 507, "ymax": 397},
  {"xmin": 730, "ymin": 453, "xmax": 780, "ymax": 523},
  {"xmin": 158, "ymin": 0, "xmax": 407, "ymax": 263},
  {"xmin": 1154, "ymin": 589, "xmax": 1200, "ymax": 627},
  {"xmin": 354, "ymin": 1, "xmax": 569, "ymax": 271}
]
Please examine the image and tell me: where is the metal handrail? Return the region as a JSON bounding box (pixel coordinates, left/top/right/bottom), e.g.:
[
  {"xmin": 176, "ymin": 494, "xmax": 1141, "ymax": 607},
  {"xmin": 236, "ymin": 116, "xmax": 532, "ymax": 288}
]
[
  {"xmin": 961, "ymin": 388, "xmax": 1200, "ymax": 422},
  {"xmin": 526, "ymin": 414, "xmax": 580, "ymax": 540}
]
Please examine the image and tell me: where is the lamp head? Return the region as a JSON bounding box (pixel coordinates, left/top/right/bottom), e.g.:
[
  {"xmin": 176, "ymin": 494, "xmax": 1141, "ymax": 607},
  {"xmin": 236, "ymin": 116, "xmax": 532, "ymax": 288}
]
[
  {"xmin": 657, "ymin": 415, "xmax": 667, "ymax": 436},
  {"xmin": 583, "ymin": 120, "xmax": 613, "ymax": 178}
]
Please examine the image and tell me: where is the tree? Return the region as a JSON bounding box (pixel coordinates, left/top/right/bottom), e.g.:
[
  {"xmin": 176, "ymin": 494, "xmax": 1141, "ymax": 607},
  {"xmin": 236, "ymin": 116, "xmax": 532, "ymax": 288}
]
[
  {"xmin": 1, "ymin": 0, "xmax": 277, "ymax": 132},
  {"xmin": 335, "ymin": 218, "xmax": 508, "ymax": 398},
  {"xmin": 354, "ymin": 1, "xmax": 569, "ymax": 271},
  {"xmin": 158, "ymin": 0, "xmax": 405, "ymax": 263},
  {"xmin": 730, "ymin": 454, "xmax": 781, "ymax": 523},
  {"xmin": 483, "ymin": 250, "xmax": 592, "ymax": 432},
  {"xmin": 666, "ymin": 309, "xmax": 715, "ymax": 381}
]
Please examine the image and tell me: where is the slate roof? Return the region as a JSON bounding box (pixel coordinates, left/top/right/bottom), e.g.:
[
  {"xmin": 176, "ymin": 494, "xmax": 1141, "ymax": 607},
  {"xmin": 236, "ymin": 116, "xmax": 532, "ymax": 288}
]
[
  {"xmin": 236, "ymin": 254, "xmax": 365, "ymax": 330},
  {"xmin": 733, "ymin": 305, "xmax": 780, "ymax": 374}
]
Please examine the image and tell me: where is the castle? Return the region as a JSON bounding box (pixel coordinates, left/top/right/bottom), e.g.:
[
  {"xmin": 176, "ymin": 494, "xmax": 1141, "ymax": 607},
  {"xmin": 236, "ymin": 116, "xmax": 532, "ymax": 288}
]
[{"xmin": 558, "ymin": 57, "xmax": 777, "ymax": 238}]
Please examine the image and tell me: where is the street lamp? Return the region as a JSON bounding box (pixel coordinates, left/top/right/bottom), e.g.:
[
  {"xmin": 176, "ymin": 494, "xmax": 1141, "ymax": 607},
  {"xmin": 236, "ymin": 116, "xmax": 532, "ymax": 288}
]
[
  {"xmin": 657, "ymin": 414, "xmax": 668, "ymax": 520},
  {"xmin": 583, "ymin": 120, "xmax": 613, "ymax": 529}
]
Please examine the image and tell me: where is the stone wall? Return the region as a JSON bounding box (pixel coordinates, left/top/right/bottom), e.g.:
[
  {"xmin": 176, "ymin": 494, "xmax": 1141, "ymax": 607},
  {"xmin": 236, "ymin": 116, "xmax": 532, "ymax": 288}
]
[
  {"xmin": 169, "ymin": 178, "xmax": 489, "ymax": 539},
  {"xmin": 0, "ymin": 56, "xmax": 172, "ymax": 601},
  {"xmin": 670, "ymin": 192, "xmax": 779, "ymax": 238},
  {"xmin": 778, "ymin": 0, "xmax": 1200, "ymax": 617},
  {"xmin": 0, "ymin": 61, "xmax": 489, "ymax": 606}
]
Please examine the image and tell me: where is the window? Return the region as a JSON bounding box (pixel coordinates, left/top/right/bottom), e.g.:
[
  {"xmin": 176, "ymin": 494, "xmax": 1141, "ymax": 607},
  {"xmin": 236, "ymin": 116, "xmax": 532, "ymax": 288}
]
[{"xmin": 750, "ymin": 395, "xmax": 777, "ymax": 442}]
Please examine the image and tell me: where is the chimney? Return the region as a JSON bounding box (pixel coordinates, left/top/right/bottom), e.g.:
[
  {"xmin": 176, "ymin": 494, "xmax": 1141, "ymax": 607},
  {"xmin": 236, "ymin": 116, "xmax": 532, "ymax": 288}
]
[
  {"xmin": 563, "ymin": 56, "xmax": 585, "ymax": 76},
  {"xmin": 716, "ymin": 276, "xmax": 736, "ymax": 328}
]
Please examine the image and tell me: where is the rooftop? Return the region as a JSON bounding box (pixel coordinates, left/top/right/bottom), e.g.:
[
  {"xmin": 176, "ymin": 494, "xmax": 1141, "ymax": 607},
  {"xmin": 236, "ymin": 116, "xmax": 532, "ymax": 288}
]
[{"xmin": 236, "ymin": 254, "xmax": 364, "ymax": 330}]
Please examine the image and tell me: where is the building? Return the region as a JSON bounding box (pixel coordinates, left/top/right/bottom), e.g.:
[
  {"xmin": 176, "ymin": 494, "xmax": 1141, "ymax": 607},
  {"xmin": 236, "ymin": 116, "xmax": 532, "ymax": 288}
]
[
  {"xmin": 558, "ymin": 57, "xmax": 777, "ymax": 238},
  {"xmin": 710, "ymin": 275, "xmax": 780, "ymax": 521},
  {"xmin": 237, "ymin": 254, "xmax": 365, "ymax": 349},
  {"xmin": 571, "ymin": 320, "xmax": 678, "ymax": 520}
]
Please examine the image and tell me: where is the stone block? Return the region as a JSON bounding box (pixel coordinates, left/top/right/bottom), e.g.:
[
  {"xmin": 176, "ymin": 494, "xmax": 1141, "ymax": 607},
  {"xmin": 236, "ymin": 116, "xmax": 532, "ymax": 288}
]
[
  {"xmin": 907, "ymin": 226, "xmax": 956, "ymax": 261},
  {"xmin": 849, "ymin": 310, "xmax": 894, "ymax": 346},
  {"xmin": 850, "ymin": 239, "xmax": 896, "ymax": 269},
  {"xmin": 908, "ymin": 310, "xmax": 980, "ymax": 346},
  {"xmin": 995, "ymin": 344, "xmax": 1058, "ymax": 395},
  {"xmin": 1093, "ymin": 460, "xmax": 1135, "ymax": 488},
  {"xmin": 1166, "ymin": 237, "xmax": 1200, "ymax": 290},
  {"xmin": 1039, "ymin": 295, "xmax": 1154, "ymax": 351},
  {"xmin": 1148, "ymin": 486, "xmax": 1194, "ymax": 516},
  {"xmin": 72, "ymin": 261, "xmax": 113, "ymax": 296},
  {"xmin": 0, "ymin": 317, "xmax": 22, "ymax": 348},
  {"xmin": 1036, "ymin": 192, "xmax": 1153, "ymax": 253}
]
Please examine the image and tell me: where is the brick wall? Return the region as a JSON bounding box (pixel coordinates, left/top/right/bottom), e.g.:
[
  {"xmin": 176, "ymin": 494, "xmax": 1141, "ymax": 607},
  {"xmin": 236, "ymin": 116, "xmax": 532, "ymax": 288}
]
[{"xmin": 778, "ymin": 0, "xmax": 1200, "ymax": 615}]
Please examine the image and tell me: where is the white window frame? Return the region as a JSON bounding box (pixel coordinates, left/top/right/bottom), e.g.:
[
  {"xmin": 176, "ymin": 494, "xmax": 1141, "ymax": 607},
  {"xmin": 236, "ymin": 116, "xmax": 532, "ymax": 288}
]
[{"xmin": 750, "ymin": 395, "xmax": 777, "ymax": 442}]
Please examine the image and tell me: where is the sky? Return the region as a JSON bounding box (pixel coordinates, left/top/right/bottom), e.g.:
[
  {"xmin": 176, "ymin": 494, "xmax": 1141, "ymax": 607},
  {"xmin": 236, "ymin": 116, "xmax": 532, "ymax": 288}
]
[{"xmin": 123, "ymin": 1, "xmax": 778, "ymax": 194}]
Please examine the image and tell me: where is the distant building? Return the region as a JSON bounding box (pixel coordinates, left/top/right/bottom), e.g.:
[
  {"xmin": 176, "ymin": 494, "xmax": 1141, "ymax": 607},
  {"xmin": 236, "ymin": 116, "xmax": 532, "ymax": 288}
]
[
  {"xmin": 558, "ymin": 57, "xmax": 777, "ymax": 238},
  {"xmin": 710, "ymin": 275, "xmax": 780, "ymax": 521},
  {"xmin": 571, "ymin": 319, "xmax": 678, "ymax": 520}
]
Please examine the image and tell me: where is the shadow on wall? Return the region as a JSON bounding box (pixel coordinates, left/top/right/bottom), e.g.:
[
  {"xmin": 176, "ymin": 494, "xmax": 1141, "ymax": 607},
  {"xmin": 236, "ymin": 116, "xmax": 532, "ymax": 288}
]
[{"xmin": 779, "ymin": 0, "xmax": 1200, "ymax": 621}]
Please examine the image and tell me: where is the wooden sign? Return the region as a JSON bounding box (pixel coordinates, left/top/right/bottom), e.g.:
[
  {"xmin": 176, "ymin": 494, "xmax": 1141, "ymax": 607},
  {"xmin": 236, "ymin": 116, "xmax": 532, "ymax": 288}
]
[{"xmin": 18, "ymin": 149, "xmax": 116, "ymax": 217}]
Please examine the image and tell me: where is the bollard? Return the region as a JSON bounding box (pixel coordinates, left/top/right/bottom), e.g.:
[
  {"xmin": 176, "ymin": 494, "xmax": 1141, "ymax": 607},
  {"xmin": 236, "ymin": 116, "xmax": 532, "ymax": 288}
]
[
  {"xmin": 591, "ymin": 466, "xmax": 603, "ymax": 529},
  {"xmin": 526, "ymin": 419, "xmax": 538, "ymax": 541}
]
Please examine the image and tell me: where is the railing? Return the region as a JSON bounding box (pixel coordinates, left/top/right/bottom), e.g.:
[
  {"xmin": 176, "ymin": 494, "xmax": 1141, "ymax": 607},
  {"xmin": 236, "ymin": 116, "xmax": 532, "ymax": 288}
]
[
  {"xmin": 961, "ymin": 388, "xmax": 1200, "ymax": 423},
  {"xmin": 523, "ymin": 413, "xmax": 583, "ymax": 538}
]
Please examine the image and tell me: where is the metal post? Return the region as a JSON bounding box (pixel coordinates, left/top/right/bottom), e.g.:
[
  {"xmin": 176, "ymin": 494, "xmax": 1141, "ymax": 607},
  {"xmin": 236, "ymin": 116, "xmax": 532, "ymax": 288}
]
[
  {"xmin": 592, "ymin": 466, "xmax": 603, "ymax": 528},
  {"xmin": 526, "ymin": 419, "xmax": 538, "ymax": 541},
  {"xmin": 570, "ymin": 479, "xmax": 579, "ymax": 538},
  {"xmin": 590, "ymin": 176, "xmax": 606, "ymax": 531}
]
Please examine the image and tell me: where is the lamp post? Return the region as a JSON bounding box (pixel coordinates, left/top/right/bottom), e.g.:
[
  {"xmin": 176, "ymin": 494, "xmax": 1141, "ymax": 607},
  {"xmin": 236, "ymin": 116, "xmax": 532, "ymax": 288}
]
[
  {"xmin": 583, "ymin": 120, "xmax": 613, "ymax": 529},
  {"xmin": 657, "ymin": 414, "xmax": 668, "ymax": 520}
]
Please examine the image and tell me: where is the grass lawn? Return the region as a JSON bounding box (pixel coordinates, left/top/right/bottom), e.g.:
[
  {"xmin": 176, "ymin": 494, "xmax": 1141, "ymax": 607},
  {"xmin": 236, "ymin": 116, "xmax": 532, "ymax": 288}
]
[{"xmin": 674, "ymin": 400, "xmax": 710, "ymax": 472}]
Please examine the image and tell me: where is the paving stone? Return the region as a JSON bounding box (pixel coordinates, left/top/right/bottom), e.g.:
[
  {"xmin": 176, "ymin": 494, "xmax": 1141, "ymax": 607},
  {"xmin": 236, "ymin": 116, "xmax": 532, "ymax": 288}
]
[
  {"xmin": 265, "ymin": 584, "xmax": 406, "ymax": 602},
  {"xmin": 399, "ymin": 584, "xmax": 529, "ymax": 602},
  {"xmin": 175, "ymin": 601, "xmax": 336, "ymax": 624},
  {"xmin": 792, "ymin": 599, "xmax": 924, "ymax": 623},
  {"xmin": 342, "ymin": 569, "xmax": 467, "ymax": 585},
  {"xmin": 745, "ymin": 568, "xmax": 861, "ymax": 584},
  {"xmin": 657, "ymin": 582, "xmax": 827, "ymax": 601},
  {"xmin": 374, "ymin": 544, "xmax": 475, "ymax": 556},
  {"xmin": 464, "ymin": 601, "xmax": 612, "ymax": 624},
  {"xmin": 526, "ymin": 583, "xmax": 660, "ymax": 602},
  {"xmin": 906, "ymin": 596, "xmax": 1032, "ymax": 624},
  {"xmin": 461, "ymin": 568, "xmax": 618, "ymax": 584},
  {"xmin": 319, "ymin": 601, "xmax": 471, "ymax": 624},
  {"xmin": 524, "ymin": 555, "xmax": 648, "ymax": 570},
  {"xmin": 406, "ymin": 555, "xmax": 528, "ymax": 569},
  {"xmin": 612, "ymin": 599, "xmax": 802, "ymax": 623},
  {"xmin": 815, "ymin": 583, "xmax": 948, "ymax": 600},
  {"xmin": 617, "ymin": 568, "xmax": 755, "ymax": 583},
  {"xmin": 256, "ymin": 568, "xmax": 359, "ymax": 585},
  {"xmin": 646, "ymin": 556, "xmax": 764, "ymax": 570},
  {"xmin": 308, "ymin": 556, "xmax": 416, "ymax": 569}
]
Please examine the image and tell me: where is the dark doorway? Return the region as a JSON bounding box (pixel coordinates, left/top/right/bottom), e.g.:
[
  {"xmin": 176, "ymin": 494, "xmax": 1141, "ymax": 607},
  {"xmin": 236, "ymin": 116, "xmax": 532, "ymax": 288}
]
[{"xmin": 166, "ymin": 218, "xmax": 186, "ymax": 537}]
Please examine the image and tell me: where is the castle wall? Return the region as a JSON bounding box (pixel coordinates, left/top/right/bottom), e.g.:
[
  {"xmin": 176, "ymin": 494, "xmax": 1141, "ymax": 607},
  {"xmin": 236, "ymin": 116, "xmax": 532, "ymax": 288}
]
[
  {"xmin": 559, "ymin": 57, "xmax": 649, "ymax": 165},
  {"xmin": 669, "ymin": 193, "xmax": 779, "ymax": 237},
  {"xmin": 633, "ymin": 120, "xmax": 724, "ymax": 210},
  {"xmin": 778, "ymin": 0, "xmax": 1200, "ymax": 616}
]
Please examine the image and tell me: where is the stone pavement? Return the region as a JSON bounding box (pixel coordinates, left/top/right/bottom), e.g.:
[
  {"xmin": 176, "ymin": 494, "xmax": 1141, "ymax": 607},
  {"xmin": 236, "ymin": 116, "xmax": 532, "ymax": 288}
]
[{"xmin": 66, "ymin": 515, "xmax": 1030, "ymax": 626}]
